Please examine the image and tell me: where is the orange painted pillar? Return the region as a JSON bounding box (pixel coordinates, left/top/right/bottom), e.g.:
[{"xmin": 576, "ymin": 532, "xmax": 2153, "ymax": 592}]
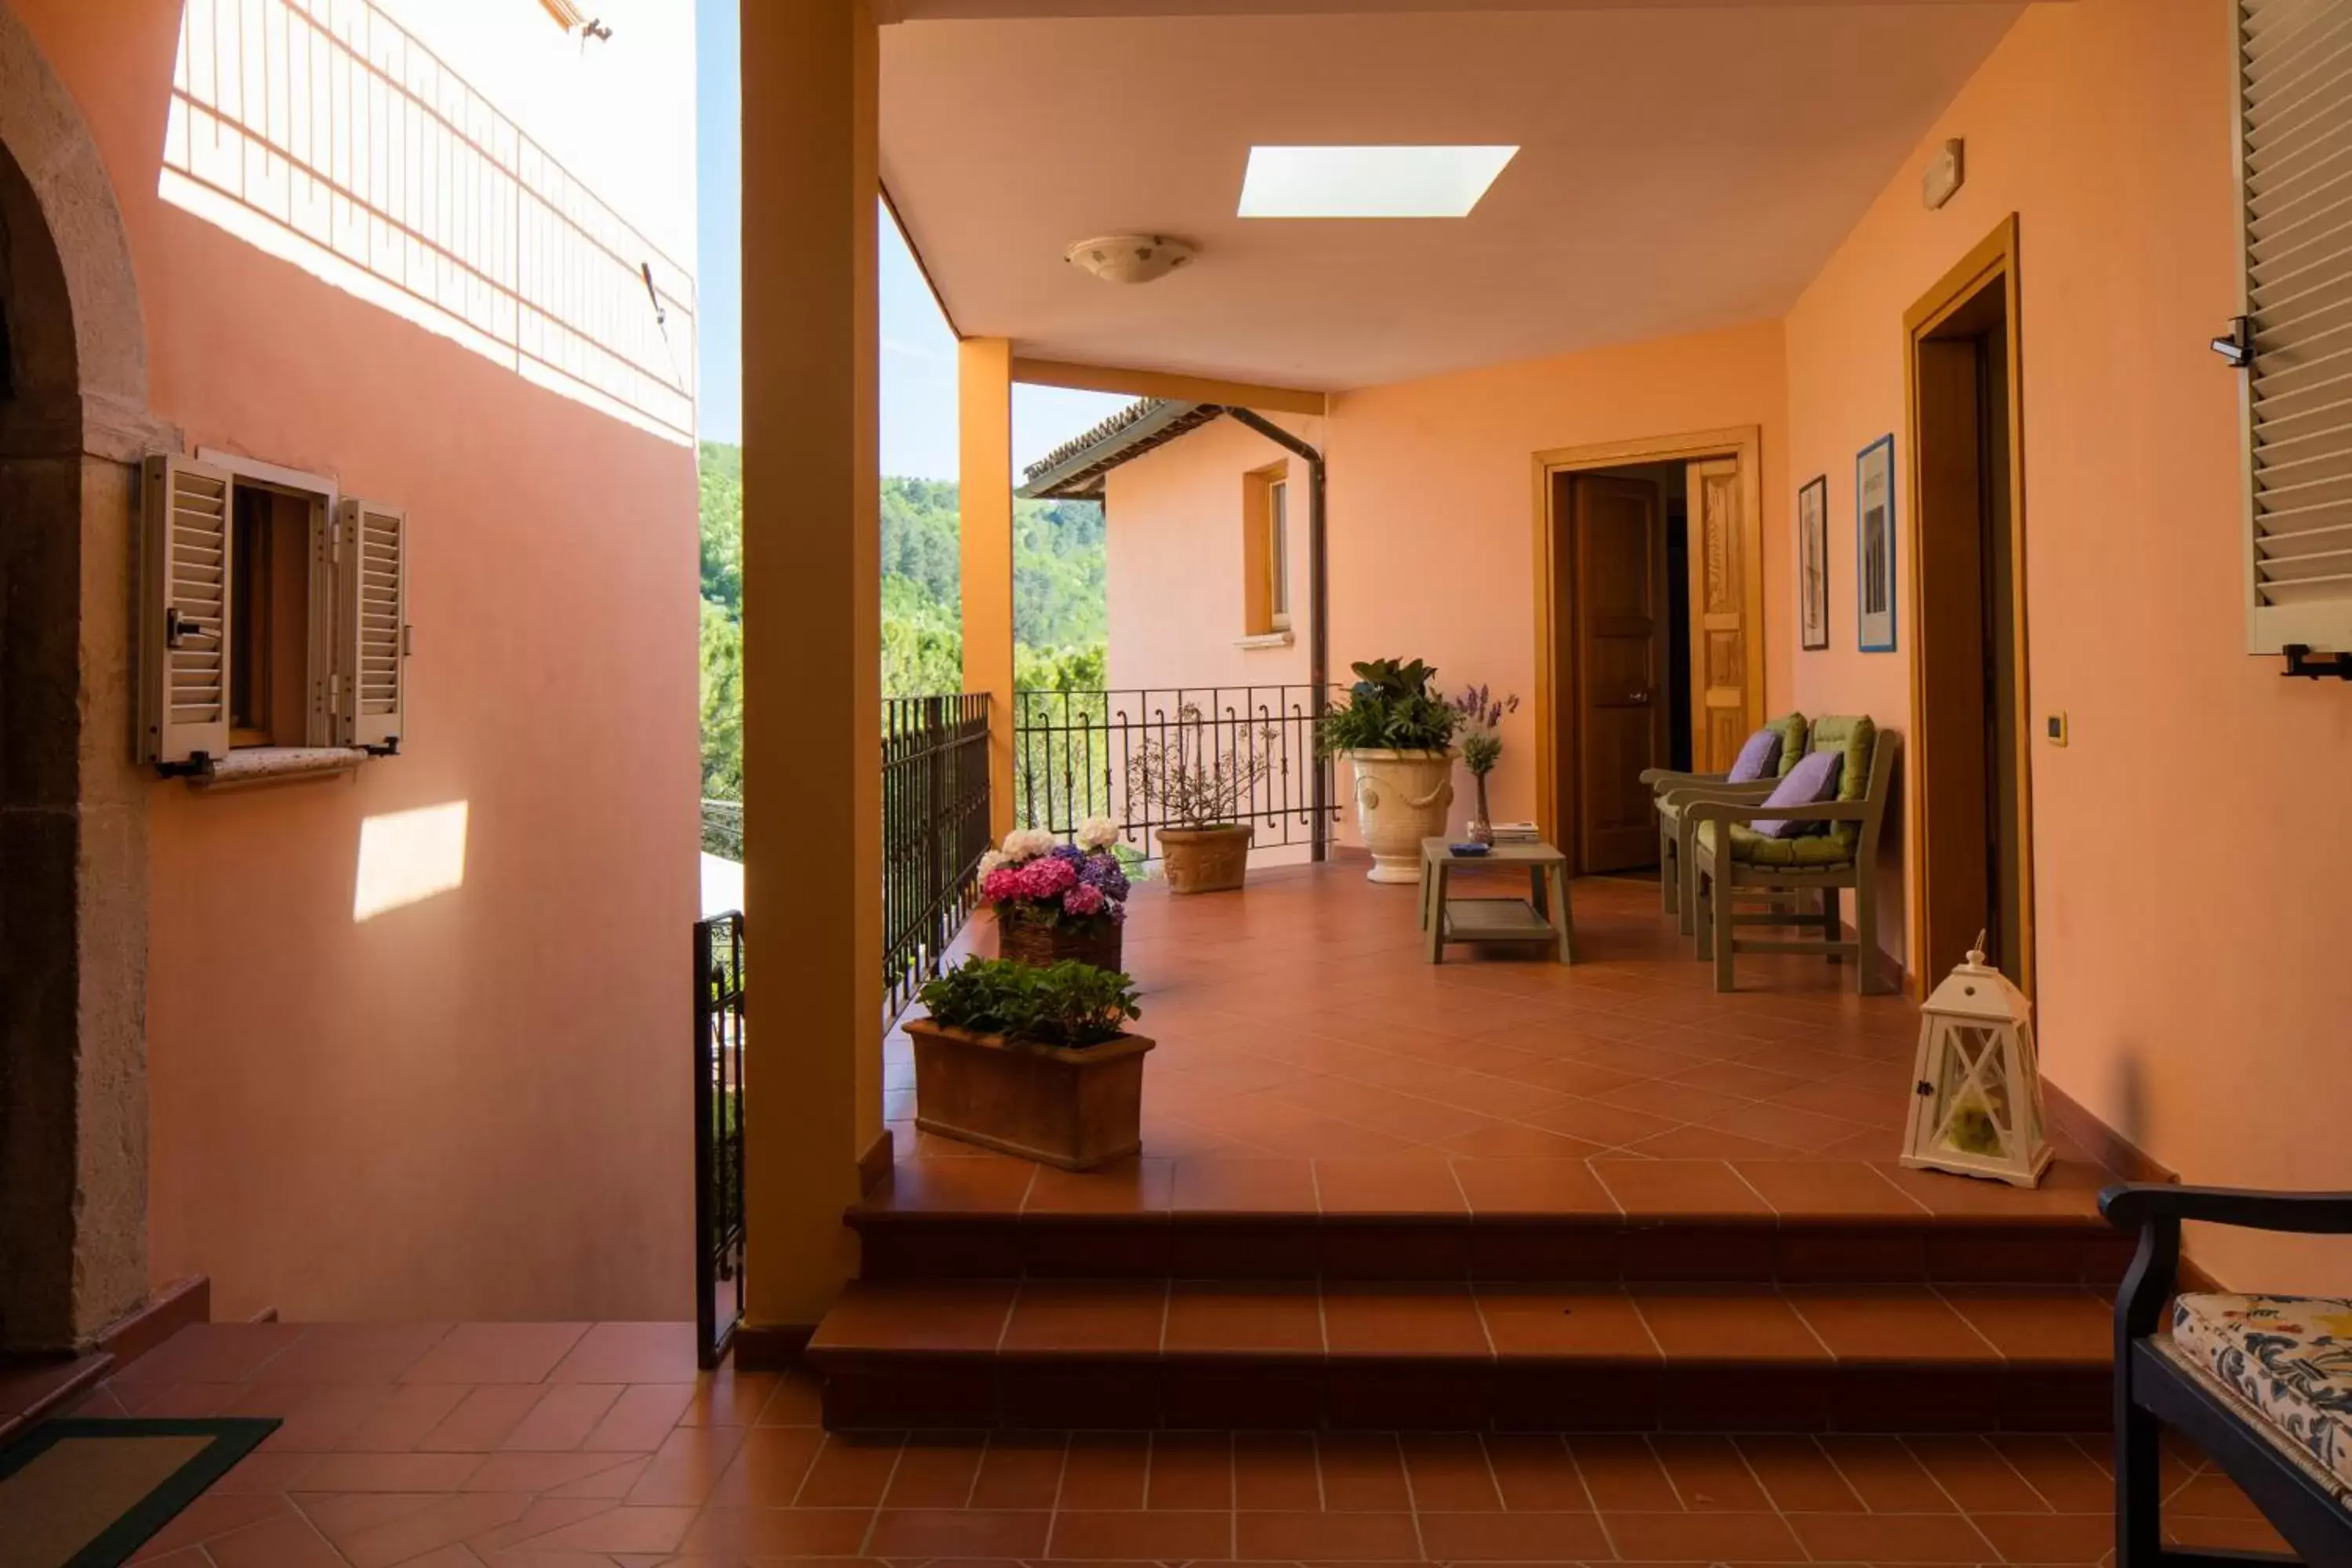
[
  {"xmin": 959, "ymin": 336, "xmax": 1017, "ymax": 841},
  {"xmin": 738, "ymin": 0, "xmax": 881, "ymax": 1334}
]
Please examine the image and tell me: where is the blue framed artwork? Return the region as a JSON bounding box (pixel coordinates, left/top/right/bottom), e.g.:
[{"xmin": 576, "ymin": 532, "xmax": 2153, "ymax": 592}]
[{"xmin": 1856, "ymin": 434, "xmax": 1896, "ymax": 652}]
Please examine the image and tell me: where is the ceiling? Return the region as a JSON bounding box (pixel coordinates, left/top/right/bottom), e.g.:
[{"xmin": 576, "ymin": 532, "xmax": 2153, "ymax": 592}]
[{"xmin": 879, "ymin": 3, "xmax": 2025, "ymax": 392}]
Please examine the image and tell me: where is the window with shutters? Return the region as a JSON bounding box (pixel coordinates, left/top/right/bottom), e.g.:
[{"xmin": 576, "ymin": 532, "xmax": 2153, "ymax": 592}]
[
  {"xmin": 1240, "ymin": 460, "xmax": 1294, "ymax": 642},
  {"xmin": 140, "ymin": 452, "xmax": 409, "ymax": 778},
  {"xmin": 2238, "ymin": 0, "xmax": 2352, "ymax": 654}
]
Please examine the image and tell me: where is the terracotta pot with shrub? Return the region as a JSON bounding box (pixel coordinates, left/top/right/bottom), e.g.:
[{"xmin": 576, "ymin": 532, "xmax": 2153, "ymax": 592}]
[
  {"xmin": 979, "ymin": 820, "xmax": 1131, "ymax": 968},
  {"xmin": 1319, "ymin": 657, "xmax": 1465, "ymax": 884},
  {"xmin": 908, "ymin": 956, "xmax": 1151, "ymax": 1170},
  {"xmin": 1127, "ymin": 702, "xmax": 1276, "ymax": 895}
]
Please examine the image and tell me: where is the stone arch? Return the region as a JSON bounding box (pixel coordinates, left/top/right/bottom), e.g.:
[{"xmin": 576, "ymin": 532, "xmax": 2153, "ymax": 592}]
[{"xmin": 0, "ymin": 2, "xmax": 167, "ymax": 1352}]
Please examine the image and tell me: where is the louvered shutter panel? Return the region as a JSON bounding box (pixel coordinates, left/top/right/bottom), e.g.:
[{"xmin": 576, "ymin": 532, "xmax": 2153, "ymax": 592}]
[
  {"xmin": 2241, "ymin": 0, "xmax": 2352, "ymax": 650},
  {"xmin": 338, "ymin": 499, "xmax": 408, "ymax": 751},
  {"xmin": 140, "ymin": 454, "xmax": 234, "ymax": 765}
]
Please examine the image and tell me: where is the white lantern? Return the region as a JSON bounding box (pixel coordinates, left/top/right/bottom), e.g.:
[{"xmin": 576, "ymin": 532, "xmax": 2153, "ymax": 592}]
[{"xmin": 1899, "ymin": 938, "xmax": 2053, "ymax": 1188}]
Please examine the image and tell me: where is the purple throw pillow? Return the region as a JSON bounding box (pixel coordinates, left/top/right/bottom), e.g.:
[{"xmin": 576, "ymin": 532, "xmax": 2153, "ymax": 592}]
[
  {"xmin": 1726, "ymin": 728, "xmax": 1783, "ymax": 783},
  {"xmin": 1750, "ymin": 750, "xmax": 1842, "ymax": 839}
]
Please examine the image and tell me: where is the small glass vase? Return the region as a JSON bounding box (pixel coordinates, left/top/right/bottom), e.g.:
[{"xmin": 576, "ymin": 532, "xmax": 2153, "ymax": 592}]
[{"xmin": 1465, "ymin": 773, "xmax": 1494, "ymax": 846}]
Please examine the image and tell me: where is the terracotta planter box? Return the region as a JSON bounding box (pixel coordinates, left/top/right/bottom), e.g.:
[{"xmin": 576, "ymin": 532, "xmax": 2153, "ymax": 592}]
[
  {"xmin": 1159, "ymin": 824, "xmax": 1251, "ymax": 894},
  {"xmin": 996, "ymin": 918, "xmax": 1122, "ymax": 971},
  {"xmin": 907, "ymin": 1019, "xmax": 1154, "ymax": 1170}
]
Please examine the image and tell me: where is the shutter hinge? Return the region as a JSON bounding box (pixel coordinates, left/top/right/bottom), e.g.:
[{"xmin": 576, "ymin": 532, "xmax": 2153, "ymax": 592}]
[
  {"xmin": 2281, "ymin": 644, "xmax": 2352, "ymax": 681},
  {"xmin": 2210, "ymin": 316, "xmax": 2252, "ymax": 369}
]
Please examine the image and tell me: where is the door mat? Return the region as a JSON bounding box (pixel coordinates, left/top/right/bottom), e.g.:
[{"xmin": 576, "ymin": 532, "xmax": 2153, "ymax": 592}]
[{"xmin": 0, "ymin": 1417, "xmax": 279, "ymax": 1568}]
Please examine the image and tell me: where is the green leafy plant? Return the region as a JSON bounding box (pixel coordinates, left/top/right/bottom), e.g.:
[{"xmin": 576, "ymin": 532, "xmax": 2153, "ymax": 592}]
[
  {"xmin": 1317, "ymin": 657, "xmax": 1463, "ymax": 755},
  {"xmin": 919, "ymin": 957, "xmax": 1142, "ymax": 1050}
]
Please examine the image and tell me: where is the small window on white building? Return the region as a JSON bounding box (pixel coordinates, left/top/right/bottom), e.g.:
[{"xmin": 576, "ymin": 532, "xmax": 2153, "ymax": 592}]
[{"xmin": 140, "ymin": 452, "xmax": 409, "ymax": 771}]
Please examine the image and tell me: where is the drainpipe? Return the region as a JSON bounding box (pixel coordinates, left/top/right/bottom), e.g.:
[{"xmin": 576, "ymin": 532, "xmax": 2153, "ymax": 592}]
[{"xmin": 1224, "ymin": 407, "xmax": 1330, "ymax": 862}]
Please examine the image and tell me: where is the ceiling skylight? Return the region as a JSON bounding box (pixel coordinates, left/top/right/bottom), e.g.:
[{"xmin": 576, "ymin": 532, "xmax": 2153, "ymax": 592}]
[{"xmin": 1237, "ymin": 145, "xmax": 1519, "ymax": 219}]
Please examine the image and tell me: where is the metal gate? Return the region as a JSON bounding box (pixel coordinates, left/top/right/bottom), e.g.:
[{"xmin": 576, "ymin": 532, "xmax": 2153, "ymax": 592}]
[{"xmin": 693, "ymin": 910, "xmax": 746, "ymax": 1368}]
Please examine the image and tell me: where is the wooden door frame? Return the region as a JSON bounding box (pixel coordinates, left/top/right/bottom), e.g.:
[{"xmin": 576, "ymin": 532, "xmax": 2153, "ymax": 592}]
[
  {"xmin": 1900, "ymin": 213, "xmax": 2034, "ymax": 1001},
  {"xmin": 1530, "ymin": 426, "xmax": 1765, "ymax": 862}
]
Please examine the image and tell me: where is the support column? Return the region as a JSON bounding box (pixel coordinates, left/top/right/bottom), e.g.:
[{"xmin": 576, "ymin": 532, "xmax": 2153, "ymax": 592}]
[
  {"xmin": 959, "ymin": 336, "xmax": 1017, "ymax": 841},
  {"xmin": 738, "ymin": 0, "xmax": 880, "ymax": 1336}
]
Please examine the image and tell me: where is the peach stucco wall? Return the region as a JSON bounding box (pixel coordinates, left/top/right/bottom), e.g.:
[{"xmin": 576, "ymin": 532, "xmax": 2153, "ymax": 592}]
[
  {"xmin": 1782, "ymin": 0, "xmax": 2352, "ymax": 1294},
  {"xmin": 13, "ymin": 0, "xmax": 699, "ymax": 1321},
  {"xmin": 1108, "ymin": 322, "xmax": 1791, "ymax": 837}
]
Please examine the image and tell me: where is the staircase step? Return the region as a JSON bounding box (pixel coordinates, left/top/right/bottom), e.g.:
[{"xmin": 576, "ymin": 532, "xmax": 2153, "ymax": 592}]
[
  {"xmin": 805, "ymin": 1279, "xmax": 2111, "ymax": 1433},
  {"xmin": 0, "ymin": 1352, "xmax": 115, "ymax": 1446}
]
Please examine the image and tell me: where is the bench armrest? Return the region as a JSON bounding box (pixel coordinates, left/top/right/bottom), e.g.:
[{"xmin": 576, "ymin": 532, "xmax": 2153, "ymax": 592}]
[
  {"xmin": 1660, "ymin": 780, "xmax": 1780, "ymax": 810},
  {"xmin": 2101, "ymin": 1183, "xmax": 2352, "ymax": 1236},
  {"xmin": 1684, "ymin": 797, "xmax": 1866, "ymax": 829},
  {"xmin": 1640, "ymin": 767, "xmax": 1727, "ymax": 790}
]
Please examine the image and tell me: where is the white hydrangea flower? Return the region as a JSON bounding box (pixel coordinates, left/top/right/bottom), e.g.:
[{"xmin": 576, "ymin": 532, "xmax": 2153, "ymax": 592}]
[
  {"xmin": 977, "ymin": 850, "xmax": 1007, "ymax": 877},
  {"xmin": 1076, "ymin": 816, "xmax": 1120, "ymax": 851},
  {"xmin": 1002, "ymin": 827, "xmax": 1057, "ymax": 861}
]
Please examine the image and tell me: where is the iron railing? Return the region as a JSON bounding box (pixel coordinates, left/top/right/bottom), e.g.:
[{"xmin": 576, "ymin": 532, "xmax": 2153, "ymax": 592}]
[
  {"xmin": 883, "ymin": 694, "xmax": 993, "ymax": 1018},
  {"xmin": 691, "ymin": 910, "xmax": 746, "ymax": 1370},
  {"xmin": 1013, "ymin": 685, "xmax": 1339, "ymax": 862},
  {"xmin": 699, "ymin": 798, "xmax": 742, "ymax": 859}
]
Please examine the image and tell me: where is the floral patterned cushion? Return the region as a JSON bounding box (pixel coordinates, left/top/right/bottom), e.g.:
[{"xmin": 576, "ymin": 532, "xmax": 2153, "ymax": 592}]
[{"xmin": 2169, "ymin": 1293, "xmax": 2352, "ymax": 1500}]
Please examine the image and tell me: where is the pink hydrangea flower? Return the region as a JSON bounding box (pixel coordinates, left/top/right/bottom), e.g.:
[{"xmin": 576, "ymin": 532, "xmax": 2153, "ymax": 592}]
[
  {"xmin": 1063, "ymin": 883, "xmax": 1106, "ymax": 917},
  {"xmin": 1018, "ymin": 856, "xmax": 1078, "ymax": 898},
  {"xmin": 981, "ymin": 866, "xmax": 1023, "ymax": 903}
]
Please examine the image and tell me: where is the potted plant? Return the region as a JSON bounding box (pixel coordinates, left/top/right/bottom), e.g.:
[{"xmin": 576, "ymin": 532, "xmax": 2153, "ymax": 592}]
[
  {"xmin": 1450, "ymin": 684, "xmax": 1520, "ymax": 846},
  {"xmin": 979, "ymin": 818, "xmax": 1130, "ymax": 970},
  {"xmin": 1318, "ymin": 657, "xmax": 1464, "ymax": 884},
  {"xmin": 908, "ymin": 957, "xmax": 1151, "ymax": 1170},
  {"xmin": 1124, "ymin": 702, "xmax": 1276, "ymax": 894}
]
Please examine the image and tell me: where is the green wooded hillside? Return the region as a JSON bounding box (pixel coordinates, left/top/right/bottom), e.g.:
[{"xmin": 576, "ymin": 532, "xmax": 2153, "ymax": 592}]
[{"xmin": 697, "ymin": 442, "xmax": 1107, "ymax": 799}]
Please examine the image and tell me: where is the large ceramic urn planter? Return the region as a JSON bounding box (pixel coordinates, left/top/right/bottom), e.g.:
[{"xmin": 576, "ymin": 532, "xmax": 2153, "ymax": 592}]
[
  {"xmin": 1158, "ymin": 824, "xmax": 1252, "ymax": 894},
  {"xmin": 996, "ymin": 919, "xmax": 1122, "ymax": 972},
  {"xmin": 906, "ymin": 1019, "xmax": 1154, "ymax": 1170},
  {"xmin": 1344, "ymin": 748, "xmax": 1456, "ymax": 883}
]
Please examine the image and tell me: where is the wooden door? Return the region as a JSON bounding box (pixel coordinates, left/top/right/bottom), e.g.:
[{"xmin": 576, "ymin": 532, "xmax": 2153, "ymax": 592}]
[
  {"xmin": 1572, "ymin": 475, "xmax": 1670, "ymax": 873},
  {"xmin": 1686, "ymin": 457, "xmax": 1759, "ymax": 769}
]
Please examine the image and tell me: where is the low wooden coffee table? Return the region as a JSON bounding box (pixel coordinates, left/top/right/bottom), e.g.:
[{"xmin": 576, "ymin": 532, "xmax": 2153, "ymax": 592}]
[{"xmin": 1418, "ymin": 837, "xmax": 1577, "ymax": 964}]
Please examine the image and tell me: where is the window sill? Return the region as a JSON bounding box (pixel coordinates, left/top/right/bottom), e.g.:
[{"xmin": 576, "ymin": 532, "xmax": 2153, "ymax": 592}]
[
  {"xmin": 187, "ymin": 746, "xmax": 370, "ymax": 791},
  {"xmin": 1235, "ymin": 631, "xmax": 1294, "ymax": 650}
]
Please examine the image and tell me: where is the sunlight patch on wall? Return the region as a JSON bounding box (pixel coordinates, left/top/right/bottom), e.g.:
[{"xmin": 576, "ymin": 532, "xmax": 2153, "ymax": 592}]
[
  {"xmin": 354, "ymin": 800, "xmax": 470, "ymax": 920},
  {"xmin": 161, "ymin": 0, "xmax": 695, "ymax": 446}
]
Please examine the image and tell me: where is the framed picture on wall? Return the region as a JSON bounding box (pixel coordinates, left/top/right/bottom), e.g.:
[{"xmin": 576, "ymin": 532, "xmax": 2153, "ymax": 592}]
[
  {"xmin": 1857, "ymin": 434, "xmax": 1897, "ymax": 652},
  {"xmin": 1798, "ymin": 475, "xmax": 1830, "ymax": 651}
]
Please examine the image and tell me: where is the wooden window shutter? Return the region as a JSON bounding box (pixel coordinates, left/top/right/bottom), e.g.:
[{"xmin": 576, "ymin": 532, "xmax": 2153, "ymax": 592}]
[
  {"xmin": 140, "ymin": 454, "xmax": 234, "ymax": 765},
  {"xmin": 337, "ymin": 498, "xmax": 408, "ymax": 751},
  {"xmin": 2240, "ymin": 0, "xmax": 2352, "ymax": 651}
]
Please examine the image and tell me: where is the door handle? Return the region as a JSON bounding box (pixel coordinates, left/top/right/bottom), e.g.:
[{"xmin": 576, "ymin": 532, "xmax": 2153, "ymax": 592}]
[{"xmin": 1629, "ymin": 691, "xmax": 1652, "ymax": 704}]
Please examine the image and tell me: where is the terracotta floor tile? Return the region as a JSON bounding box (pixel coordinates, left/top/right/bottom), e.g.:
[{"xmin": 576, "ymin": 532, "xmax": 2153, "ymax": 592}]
[
  {"xmin": 1602, "ymin": 1508, "xmax": 1809, "ymax": 1561},
  {"xmin": 1631, "ymin": 1289, "xmax": 1832, "ymax": 1362},
  {"xmin": 1058, "ymin": 1431, "xmax": 1151, "ymax": 1509},
  {"xmin": 1595, "ymin": 1076, "xmax": 1759, "ymax": 1125},
  {"xmin": 1483, "ymin": 1433, "xmax": 1592, "ymax": 1510},
  {"xmin": 1943, "ymin": 1287, "xmax": 2111, "ymax": 1363},
  {"xmin": 1047, "ymin": 1507, "xmax": 1234, "ymax": 1560},
  {"xmin": 2167, "ymin": 1469, "xmax": 2265, "ymax": 1519},
  {"xmin": 677, "ymin": 1367, "xmax": 776, "ymax": 1428},
  {"xmin": 1525, "ymin": 1096, "xmax": 1686, "ymax": 1150},
  {"xmin": 1900, "ymin": 1434, "xmax": 2051, "ymax": 1513},
  {"xmin": 1025, "ymin": 1156, "xmax": 1174, "ymax": 1214},
  {"xmin": 1233, "ymin": 1430, "xmax": 1323, "ymax": 1511},
  {"xmin": 1171, "ymin": 1157, "xmax": 1320, "ymax": 1213},
  {"xmin": 2165, "ymin": 1512, "xmax": 2294, "ymax": 1555},
  {"xmin": 1438, "ymin": 1120, "xmax": 1610, "ymax": 1159},
  {"xmin": 1418, "ymin": 1508, "xmax": 1615, "ymax": 1560},
  {"xmin": 1990, "ymin": 1433, "xmax": 2116, "ymax": 1512},
  {"xmin": 252, "ymin": 1324, "xmax": 452, "ymax": 1385},
  {"xmin": 416, "ymin": 1384, "xmax": 547, "ymax": 1451},
  {"xmin": 289, "ymin": 1451, "xmax": 484, "ymax": 1491},
  {"xmin": 1567, "ymin": 1435, "xmax": 1682, "ymax": 1512},
  {"xmin": 335, "ymin": 1490, "xmax": 536, "ymax": 1568},
  {"xmin": 678, "ymin": 1504, "xmax": 875, "ymax": 1558},
  {"xmin": 1000, "ymin": 1280, "xmax": 1167, "ymax": 1354},
  {"xmin": 707, "ymin": 1424, "xmax": 829, "ymax": 1507},
  {"xmin": 496, "ymin": 1383, "xmax": 622, "ymax": 1450},
  {"xmin": 1651, "ymin": 1433, "xmax": 1773, "ymax": 1511},
  {"xmin": 1593, "ymin": 1160, "xmax": 1773, "ymax": 1219},
  {"xmin": 810, "ymin": 1280, "xmax": 1016, "ymax": 1356},
  {"xmin": 1626, "ymin": 1123, "xmax": 1826, "ymax": 1161},
  {"xmin": 1313, "ymin": 1157, "xmax": 1470, "ymax": 1214},
  {"xmin": 1732, "ymin": 1160, "xmax": 1927, "ymax": 1218},
  {"xmin": 1322, "ymin": 1286, "xmax": 1491, "ymax": 1358},
  {"xmin": 119, "ymin": 1324, "xmax": 309, "ymax": 1388},
  {"xmin": 463, "ymin": 1450, "xmax": 647, "ymax": 1494},
  {"xmin": 1969, "ymin": 1508, "xmax": 2118, "ymax": 1563},
  {"xmin": 968, "ymin": 1433, "xmax": 1069, "ymax": 1509},
  {"xmin": 1318, "ymin": 1432, "xmax": 1413, "ymax": 1511},
  {"xmin": 546, "ymin": 1323, "xmax": 700, "ymax": 1383},
  {"xmin": 1237, "ymin": 1508, "xmax": 1421, "ymax": 1560},
  {"xmin": 456, "ymin": 1494, "xmax": 615, "ymax": 1555},
  {"xmin": 401, "ymin": 1323, "xmax": 589, "ymax": 1385},
  {"xmin": 1787, "ymin": 1287, "xmax": 2000, "ymax": 1363},
  {"xmin": 225, "ymin": 1382, "xmax": 399, "ymax": 1454},
  {"xmin": 1450, "ymin": 1158, "xmax": 1620, "ymax": 1216},
  {"xmin": 1782, "ymin": 1508, "xmax": 1998, "ymax": 1563},
  {"xmin": 753, "ymin": 1371, "xmax": 824, "ymax": 1427},
  {"xmin": 1736, "ymin": 1434, "xmax": 1864, "ymax": 1512},
  {"xmin": 795, "ymin": 1432, "xmax": 907, "ymax": 1507},
  {"xmin": 199, "ymin": 1514, "xmax": 347, "ymax": 1568},
  {"xmin": 868, "ymin": 1156, "xmax": 1036, "ymax": 1214},
  {"xmin": 1820, "ymin": 1434, "xmax": 1958, "ymax": 1512},
  {"xmin": 123, "ymin": 1492, "xmax": 295, "ymax": 1559},
  {"xmin": 1396, "ymin": 1432, "xmax": 1502, "ymax": 1510},
  {"xmin": 867, "ymin": 1505, "xmax": 1051, "ymax": 1557},
  {"xmin": 580, "ymin": 1383, "xmax": 696, "ymax": 1452},
  {"xmin": 1147, "ymin": 1432, "xmax": 1234, "ymax": 1509},
  {"xmin": 878, "ymin": 1431, "xmax": 987, "ymax": 1508},
  {"xmin": 1475, "ymin": 1287, "xmax": 1657, "ymax": 1359},
  {"xmin": 622, "ymin": 1424, "xmax": 748, "ymax": 1506},
  {"xmin": 1163, "ymin": 1281, "xmax": 1324, "ymax": 1355}
]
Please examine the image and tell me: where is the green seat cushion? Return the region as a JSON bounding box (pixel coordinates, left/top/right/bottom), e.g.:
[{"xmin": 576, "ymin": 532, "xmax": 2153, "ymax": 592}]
[
  {"xmin": 1768, "ymin": 713, "xmax": 1810, "ymax": 778},
  {"xmin": 1805, "ymin": 715, "xmax": 1877, "ymax": 851},
  {"xmin": 1698, "ymin": 819, "xmax": 1857, "ymax": 869}
]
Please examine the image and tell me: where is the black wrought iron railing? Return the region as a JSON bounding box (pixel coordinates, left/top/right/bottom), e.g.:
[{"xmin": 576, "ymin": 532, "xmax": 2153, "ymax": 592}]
[
  {"xmin": 883, "ymin": 693, "xmax": 993, "ymax": 1018},
  {"xmin": 1013, "ymin": 685, "xmax": 1339, "ymax": 862},
  {"xmin": 691, "ymin": 910, "xmax": 746, "ymax": 1370},
  {"xmin": 699, "ymin": 798, "xmax": 743, "ymax": 859}
]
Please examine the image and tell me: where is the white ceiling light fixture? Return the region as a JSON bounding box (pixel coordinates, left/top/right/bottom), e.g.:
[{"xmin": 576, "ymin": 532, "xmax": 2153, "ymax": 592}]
[
  {"xmin": 1064, "ymin": 234, "xmax": 1198, "ymax": 285},
  {"xmin": 1238, "ymin": 144, "xmax": 1519, "ymax": 220}
]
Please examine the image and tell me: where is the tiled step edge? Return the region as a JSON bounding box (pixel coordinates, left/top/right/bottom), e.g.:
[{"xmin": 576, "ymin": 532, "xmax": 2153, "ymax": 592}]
[
  {"xmin": 0, "ymin": 1352, "xmax": 116, "ymax": 1446},
  {"xmin": 848, "ymin": 1208, "xmax": 2132, "ymax": 1286},
  {"xmin": 805, "ymin": 1279, "xmax": 2112, "ymax": 1434}
]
